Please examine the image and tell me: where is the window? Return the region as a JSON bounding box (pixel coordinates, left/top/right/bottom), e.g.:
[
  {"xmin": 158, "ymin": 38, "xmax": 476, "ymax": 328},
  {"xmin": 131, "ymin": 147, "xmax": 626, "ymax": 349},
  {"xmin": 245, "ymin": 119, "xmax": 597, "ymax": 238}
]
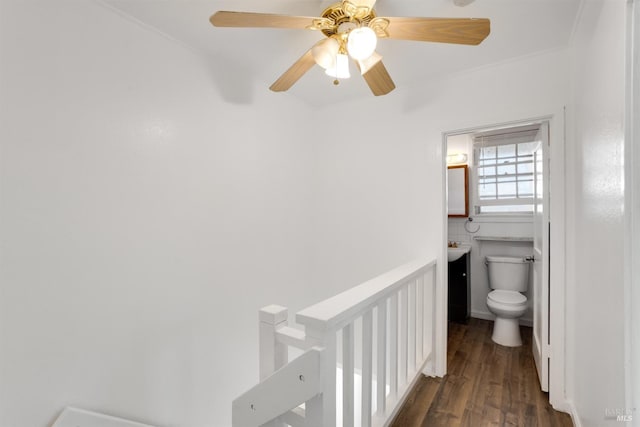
[{"xmin": 473, "ymin": 125, "xmax": 541, "ymax": 214}]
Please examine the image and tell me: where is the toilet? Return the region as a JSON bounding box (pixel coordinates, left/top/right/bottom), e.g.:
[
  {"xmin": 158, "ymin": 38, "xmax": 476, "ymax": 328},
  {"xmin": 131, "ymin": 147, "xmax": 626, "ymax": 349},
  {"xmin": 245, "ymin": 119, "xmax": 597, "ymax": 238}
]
[{"xmin": 485, "ymin": 255, "xmax": 530, "ymax": 347}]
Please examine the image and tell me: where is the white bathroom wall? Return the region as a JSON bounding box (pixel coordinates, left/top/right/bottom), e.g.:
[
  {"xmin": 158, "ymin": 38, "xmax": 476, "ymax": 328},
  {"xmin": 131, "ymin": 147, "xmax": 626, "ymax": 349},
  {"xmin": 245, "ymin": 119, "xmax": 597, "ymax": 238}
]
[
  {"xmin": 446, "ymin": 134, "xmax": 472, "ymax": 160},
  {"xmin": 565, "ymin": 0, "xmax": 628, "ymax": 425},
  {"xmin": 0, "ymin": 2, "xmax": 318, "ymax": 427}
]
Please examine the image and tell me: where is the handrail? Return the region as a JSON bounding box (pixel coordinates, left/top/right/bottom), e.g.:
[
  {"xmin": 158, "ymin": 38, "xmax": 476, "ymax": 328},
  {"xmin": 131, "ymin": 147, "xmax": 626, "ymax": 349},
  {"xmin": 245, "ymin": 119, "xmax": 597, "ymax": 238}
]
[
  {"xmin": 232, "ymin": 257, "xmax": 438, "ymax": 427},
  {"xmin": 296, "ymin": 259, "xmax": 436, "ymax": 332}
]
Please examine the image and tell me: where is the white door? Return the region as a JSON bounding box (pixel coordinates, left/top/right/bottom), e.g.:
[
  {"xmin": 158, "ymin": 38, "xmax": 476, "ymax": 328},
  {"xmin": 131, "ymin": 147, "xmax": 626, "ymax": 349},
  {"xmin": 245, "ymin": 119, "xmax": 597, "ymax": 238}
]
[{"xmin": 532, "ymin": 122, "xmax": 550, "ymax": 391}]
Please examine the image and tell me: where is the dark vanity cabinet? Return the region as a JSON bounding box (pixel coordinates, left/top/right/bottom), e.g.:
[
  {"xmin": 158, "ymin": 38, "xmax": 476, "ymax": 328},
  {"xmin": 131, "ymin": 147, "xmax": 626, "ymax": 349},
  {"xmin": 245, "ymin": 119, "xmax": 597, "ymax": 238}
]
[{"xmin": 448, "ymin": 252, "xmax": 470, "ymax": 323}]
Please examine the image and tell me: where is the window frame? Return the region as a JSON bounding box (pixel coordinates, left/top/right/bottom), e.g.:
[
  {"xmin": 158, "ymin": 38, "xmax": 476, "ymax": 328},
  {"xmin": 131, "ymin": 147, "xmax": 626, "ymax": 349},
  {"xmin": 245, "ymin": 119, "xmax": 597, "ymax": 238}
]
[{"xmin": 471, "ymin": 126, "xmax": 540, "ymax": 216}]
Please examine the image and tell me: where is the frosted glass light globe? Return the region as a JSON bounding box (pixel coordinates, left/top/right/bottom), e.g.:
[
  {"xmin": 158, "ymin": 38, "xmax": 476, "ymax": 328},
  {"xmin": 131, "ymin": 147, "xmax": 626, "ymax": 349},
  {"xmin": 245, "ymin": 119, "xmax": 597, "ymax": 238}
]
[
  {"xmin": 325, "ymin": 53, "xmax": 350, "ymax": 79},
  {"xmin": 347, "ymin": 27, "xmax": 377, "ymax": 61},
  {"xmin": 311, "ymin": 38, "xmax": 340, "ymax": 70}
]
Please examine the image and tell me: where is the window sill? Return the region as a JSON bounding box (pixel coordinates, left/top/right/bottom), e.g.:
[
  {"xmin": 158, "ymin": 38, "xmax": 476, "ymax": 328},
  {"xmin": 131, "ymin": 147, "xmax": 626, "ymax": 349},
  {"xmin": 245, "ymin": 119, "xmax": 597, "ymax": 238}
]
[
  {"xmin": 469, "ymin": 214, "xmax": 533, "ymax": 223},
  {"xmin": 474, "ymin": 235, "xmax": 533, "ymax": 242}
]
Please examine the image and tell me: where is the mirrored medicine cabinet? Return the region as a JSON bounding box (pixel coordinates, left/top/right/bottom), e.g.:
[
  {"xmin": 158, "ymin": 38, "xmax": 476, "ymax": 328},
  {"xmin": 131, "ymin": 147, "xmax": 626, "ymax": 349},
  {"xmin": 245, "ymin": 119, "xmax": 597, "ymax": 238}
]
[{"xmin": 447, "ymin": 165, "xmax": 469, "ymax": 217}]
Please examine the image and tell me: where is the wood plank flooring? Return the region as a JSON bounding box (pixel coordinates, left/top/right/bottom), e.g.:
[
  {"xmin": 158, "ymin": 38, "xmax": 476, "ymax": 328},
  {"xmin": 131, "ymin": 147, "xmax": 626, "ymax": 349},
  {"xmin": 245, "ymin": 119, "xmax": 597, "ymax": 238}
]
[{"xmin": 391, "ymin": 318, "xmax": 573, "ymax": 427}]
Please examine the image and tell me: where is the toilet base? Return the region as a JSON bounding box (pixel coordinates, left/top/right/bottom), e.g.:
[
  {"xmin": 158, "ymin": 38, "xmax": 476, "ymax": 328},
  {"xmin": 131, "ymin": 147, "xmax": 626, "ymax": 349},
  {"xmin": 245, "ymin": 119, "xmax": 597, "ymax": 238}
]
[{"xmin": 491, "ymin": 317, "xmax": 522, "ymax": 347}]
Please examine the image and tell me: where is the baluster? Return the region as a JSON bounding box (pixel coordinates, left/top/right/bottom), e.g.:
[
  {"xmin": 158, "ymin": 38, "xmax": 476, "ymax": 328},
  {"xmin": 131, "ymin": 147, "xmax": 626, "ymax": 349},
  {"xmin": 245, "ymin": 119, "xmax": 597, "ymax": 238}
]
[
  {"xmin": 425, "ymin": 271, "xmax": 434, "ymax": 359},
  {"xmin": 399, "ymin": 285, "xmax": 408, "ymax": 386},
  {"xmin": 432, "ymin": 267, "xmax": 438, "ymax": 367},
  {"xmin": 416, "ymin": 274, "xmax": 424, "ymax": 364},
  {"xmin": 408, "ymin": 280, "xmax": 416, "ymax": 374},
  {"xmin": 431, "ymin": 267, "xmax": 440, "ymax": 372},
  {"xmin": 389, "ymin": 293, "xmax": 398, "ymax": 400},
  {"xmin": 423, "ymin": 267, "xmax": 437, "ymax": 371},
  {"xmin": 376, "ymin": 300, "xmax": 387, "ymax": 415},
  {"xmin": 343, "ymin": 323, "xmax": 355, "ymax": 427},
  {"xmin": 362, "ymin": 310, "xmax": 373, "ymax": 427}
]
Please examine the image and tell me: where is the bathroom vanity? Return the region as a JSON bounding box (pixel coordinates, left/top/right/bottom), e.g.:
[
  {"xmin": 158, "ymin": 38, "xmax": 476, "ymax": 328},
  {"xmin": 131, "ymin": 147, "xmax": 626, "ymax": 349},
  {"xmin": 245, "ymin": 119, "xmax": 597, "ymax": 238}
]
[{"xmin": 448, "ymin": 251, "xmax": 470, "ymax": 323}]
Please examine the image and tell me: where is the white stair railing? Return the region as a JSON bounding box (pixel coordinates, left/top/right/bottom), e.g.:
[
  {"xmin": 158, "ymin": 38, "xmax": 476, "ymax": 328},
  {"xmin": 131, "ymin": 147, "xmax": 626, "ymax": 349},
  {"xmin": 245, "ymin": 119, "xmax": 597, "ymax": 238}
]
[{"xmin": 232, "ymin": 258, "xmax": 437, "ymax": 427}]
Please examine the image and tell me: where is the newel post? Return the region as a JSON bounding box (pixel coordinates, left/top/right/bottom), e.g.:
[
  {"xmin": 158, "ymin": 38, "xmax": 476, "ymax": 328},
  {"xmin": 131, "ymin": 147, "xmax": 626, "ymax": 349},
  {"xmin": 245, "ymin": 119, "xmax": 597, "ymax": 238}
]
[{"xmin": 259, "ymin": 305, "xmax": 288, "ymax": 381}]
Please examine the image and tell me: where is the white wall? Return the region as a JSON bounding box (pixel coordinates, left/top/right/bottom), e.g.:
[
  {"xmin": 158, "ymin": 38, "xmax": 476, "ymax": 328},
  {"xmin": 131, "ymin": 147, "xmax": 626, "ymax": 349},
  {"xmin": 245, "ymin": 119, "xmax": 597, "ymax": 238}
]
[
  {"xmin": 565, "ymin": 0, "xmax": 628, "ymax": 425},
  {"xmin": 0, "ymin": 2, "xmax": 577, "ymax": 427},
  {"xmin": 0, "ymin": 2, "xmax": 318, "ymax": 427}
]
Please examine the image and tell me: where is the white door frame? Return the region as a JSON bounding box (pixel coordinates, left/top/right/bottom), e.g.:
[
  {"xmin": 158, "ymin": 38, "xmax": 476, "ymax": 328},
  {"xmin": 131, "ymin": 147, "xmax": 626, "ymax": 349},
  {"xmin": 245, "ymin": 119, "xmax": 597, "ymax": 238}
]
[
  {"xmin": 532, "ymin": 122, "xmax": 550, "ymax": 392},
  {"xmin": 441, "ymin": 112, "xmax": 568, "ymax": 410}
]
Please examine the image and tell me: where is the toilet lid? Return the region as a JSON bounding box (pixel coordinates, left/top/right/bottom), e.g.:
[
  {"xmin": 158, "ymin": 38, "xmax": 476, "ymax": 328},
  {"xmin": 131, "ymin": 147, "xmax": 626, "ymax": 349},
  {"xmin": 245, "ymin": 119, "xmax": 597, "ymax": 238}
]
[{"xmin": 488, "ymin": 290, "xmax": 527, "ymax": 305}]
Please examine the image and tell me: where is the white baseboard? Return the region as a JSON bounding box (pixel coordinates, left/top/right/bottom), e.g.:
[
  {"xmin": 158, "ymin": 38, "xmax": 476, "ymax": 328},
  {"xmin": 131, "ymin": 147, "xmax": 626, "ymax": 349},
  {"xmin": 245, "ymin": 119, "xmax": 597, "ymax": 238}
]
[{"xmin": 470, "ymin": 310, "xmax": 533, "ymax": 327}]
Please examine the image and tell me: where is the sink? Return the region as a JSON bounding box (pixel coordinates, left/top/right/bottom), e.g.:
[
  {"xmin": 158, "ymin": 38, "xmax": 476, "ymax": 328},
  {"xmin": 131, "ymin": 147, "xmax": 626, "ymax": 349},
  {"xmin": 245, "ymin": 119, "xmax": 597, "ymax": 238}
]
[{"xmin": 448, "ymin": 243, "xmax": 471, "ymax": 262}]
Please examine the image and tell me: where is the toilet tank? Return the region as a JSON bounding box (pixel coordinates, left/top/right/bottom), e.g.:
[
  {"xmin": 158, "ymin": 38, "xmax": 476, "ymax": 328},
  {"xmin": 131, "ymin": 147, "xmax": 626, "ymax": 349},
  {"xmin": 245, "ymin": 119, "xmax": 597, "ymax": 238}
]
[{"xmin": 486, "ymin": 255, "xmax": 530, "ymax": 292}]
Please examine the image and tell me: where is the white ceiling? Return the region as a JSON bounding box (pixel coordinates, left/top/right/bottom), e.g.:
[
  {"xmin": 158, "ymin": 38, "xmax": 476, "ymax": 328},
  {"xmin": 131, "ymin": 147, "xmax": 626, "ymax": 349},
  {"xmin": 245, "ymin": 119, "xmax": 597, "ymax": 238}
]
[{"xmin": 99, "ymin": 0, "xmax": 581, "ymax": 105}]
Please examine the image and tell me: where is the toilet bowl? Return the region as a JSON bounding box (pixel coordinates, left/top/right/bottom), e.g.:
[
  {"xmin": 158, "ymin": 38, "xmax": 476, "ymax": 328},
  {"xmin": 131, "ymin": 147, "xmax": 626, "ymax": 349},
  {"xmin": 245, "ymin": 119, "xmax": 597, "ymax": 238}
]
[
  {"xmin": 487, "ymin": 289, "xmax": 527, "ymax": 346},
  {"xmin": 485, "ymin": 256, "xmax": 530, "ymax": 347}
]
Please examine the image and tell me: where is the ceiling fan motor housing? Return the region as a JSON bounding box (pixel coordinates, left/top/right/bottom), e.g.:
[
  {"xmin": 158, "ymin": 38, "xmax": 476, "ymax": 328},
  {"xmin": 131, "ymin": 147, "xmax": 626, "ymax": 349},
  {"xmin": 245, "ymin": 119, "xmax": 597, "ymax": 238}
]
[{"xmin": 320, "ymin": 2, "xmax": 376, "ymax": 38}]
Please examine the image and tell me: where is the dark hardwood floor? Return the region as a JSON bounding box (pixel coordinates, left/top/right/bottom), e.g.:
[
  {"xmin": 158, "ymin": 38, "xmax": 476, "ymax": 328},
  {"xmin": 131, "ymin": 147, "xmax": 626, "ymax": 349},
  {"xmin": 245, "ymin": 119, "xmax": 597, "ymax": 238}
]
[{"xmin": 391, "ymin": 318, "xmax": 573, "ymax": 427}]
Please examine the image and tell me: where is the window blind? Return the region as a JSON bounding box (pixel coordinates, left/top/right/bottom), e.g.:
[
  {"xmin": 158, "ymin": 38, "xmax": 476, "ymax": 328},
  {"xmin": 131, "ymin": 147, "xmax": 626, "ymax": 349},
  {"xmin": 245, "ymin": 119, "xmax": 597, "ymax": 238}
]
[{"xmin": 473, "ymin": 126, "xmax": 540, "ymax": 214}]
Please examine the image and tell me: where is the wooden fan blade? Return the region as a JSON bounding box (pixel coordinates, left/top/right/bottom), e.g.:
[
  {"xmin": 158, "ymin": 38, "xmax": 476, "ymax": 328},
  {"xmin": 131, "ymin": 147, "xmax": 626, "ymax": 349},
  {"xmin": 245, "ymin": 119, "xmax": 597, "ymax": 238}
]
[
  {"xmin": 361, "ymin": 61, "xmax": 395, "ymax": 96},
  {"xmin": 270, "ymin": 50, "xmax": 316, "ymax": 92},
  {"xmin": 383, "ymin": 17, "xmax": 490, "ymax": 45},
  {"xmin": 210, "ymin": 11, "xmax": 316, "ymax": 29}
]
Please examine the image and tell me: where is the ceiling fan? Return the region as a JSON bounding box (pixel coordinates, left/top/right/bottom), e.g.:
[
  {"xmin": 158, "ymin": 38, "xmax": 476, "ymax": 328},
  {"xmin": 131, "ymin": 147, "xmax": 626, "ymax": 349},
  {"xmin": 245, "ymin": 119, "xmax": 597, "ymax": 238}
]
[{"xmin": 209, "ymin": 0, "xmax": 490, "ymax": 96}]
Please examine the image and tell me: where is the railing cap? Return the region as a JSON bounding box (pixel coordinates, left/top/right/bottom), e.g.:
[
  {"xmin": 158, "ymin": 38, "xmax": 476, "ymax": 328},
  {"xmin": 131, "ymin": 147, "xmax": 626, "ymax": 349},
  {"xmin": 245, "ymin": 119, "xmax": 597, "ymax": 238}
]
[{"xmin": 296, "ymin": 258, "xmax": 436, "ymax": 333}]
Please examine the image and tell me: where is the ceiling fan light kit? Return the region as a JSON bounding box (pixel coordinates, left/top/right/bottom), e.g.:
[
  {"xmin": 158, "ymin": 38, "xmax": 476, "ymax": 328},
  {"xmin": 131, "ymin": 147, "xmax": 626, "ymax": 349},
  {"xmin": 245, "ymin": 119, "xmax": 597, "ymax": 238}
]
[{"xmin": 209, "ymin": 0, "xmax": 490, "ymax": 96}]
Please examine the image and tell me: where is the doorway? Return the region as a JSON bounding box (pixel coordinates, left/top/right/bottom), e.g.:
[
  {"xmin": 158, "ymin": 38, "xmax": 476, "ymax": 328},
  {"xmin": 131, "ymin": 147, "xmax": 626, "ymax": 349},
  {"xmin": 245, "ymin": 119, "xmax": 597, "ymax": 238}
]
[{"xmin": 442, "ymin": 116, "xmax": 566, "ymax": 409}]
